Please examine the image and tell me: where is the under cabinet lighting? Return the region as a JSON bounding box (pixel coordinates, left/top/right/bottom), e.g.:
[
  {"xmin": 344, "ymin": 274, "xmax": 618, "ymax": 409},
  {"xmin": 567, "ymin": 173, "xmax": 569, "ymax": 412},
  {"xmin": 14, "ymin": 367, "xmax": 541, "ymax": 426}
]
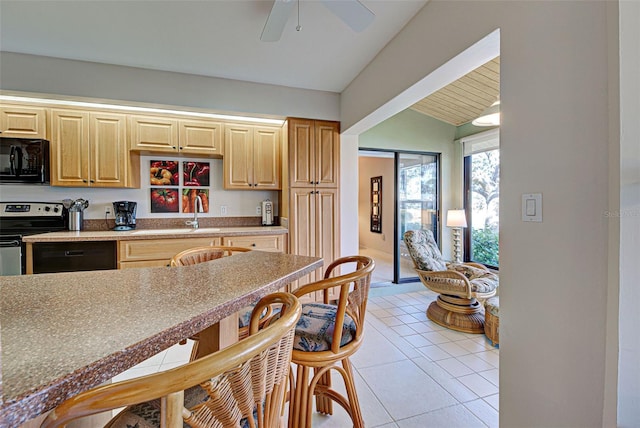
[{"xmin": 0, "ymin": 95, "xmax": 285, "ymax": 126}]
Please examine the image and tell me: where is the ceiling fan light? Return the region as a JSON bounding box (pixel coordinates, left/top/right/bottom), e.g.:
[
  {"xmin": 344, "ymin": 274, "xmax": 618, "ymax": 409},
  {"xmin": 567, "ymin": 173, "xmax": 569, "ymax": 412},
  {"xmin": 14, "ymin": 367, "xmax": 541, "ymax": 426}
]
[{"xmin": 472, "ymin": 100, "xmax": 500, "ymax": 127}]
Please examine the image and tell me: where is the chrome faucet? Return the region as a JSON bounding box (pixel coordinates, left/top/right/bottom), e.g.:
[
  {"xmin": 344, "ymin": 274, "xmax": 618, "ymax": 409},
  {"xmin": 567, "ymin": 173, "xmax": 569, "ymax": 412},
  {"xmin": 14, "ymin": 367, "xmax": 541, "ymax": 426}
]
[{"xmin": 186, "ymin": 195, "xmax": 203, "ymax": 229}]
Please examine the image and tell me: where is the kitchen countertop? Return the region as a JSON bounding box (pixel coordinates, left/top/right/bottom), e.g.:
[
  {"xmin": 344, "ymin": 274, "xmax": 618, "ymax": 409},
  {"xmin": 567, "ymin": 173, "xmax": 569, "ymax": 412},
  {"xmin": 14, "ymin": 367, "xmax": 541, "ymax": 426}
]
[
  {"xmin": 22, "ymin": 225, "xmax": 288, "ymax": 242},
  {"xmin": 0, "ymin": 251, "xmax": 321, "ymax": 427}
]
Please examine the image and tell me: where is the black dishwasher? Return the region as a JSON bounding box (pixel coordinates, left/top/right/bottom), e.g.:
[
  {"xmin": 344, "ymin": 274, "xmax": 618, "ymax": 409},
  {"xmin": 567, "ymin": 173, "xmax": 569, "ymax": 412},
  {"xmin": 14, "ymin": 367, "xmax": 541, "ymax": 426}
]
[{"xmin": 32, "ymin": 241, "xmax": 117, "ymax": 274}]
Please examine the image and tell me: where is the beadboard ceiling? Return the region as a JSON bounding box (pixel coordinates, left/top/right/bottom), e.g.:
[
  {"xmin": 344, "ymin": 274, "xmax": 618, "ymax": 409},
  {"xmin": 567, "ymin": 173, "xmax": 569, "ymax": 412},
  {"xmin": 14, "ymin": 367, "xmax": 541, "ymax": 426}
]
[{"xmin": 410, "ymin": 56, "xmax": 500, "ymax": 126}]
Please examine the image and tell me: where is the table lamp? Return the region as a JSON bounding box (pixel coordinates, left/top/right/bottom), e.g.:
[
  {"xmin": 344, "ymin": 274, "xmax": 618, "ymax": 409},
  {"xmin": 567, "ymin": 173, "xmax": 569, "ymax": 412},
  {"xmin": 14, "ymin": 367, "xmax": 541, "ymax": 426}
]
[{"xmin": 446, "ymin": 209, "xmax": 467, "ymax": 263}]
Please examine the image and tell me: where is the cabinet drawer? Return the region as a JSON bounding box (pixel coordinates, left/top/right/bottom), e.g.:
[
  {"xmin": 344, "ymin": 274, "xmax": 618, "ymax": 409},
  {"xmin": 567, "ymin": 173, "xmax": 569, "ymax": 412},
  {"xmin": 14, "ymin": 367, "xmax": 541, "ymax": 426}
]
[
  {"xmin": 119, "ymin": 237, "xmax": 222, "ymax": 262},
  {"xmin": 119, "ymin": 259, "xmax": 173, "ymax": 269},
  {"xmin": 222, "ymin": 235, "xmax": 284, "ymax": 252}
]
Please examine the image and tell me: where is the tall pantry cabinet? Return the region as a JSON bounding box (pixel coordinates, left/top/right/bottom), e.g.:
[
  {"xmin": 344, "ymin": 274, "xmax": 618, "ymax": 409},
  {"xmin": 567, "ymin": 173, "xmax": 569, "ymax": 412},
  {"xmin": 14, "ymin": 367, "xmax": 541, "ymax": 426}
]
[{"xmin": 286, "ymin": 118, "xmax": 340, "ymax": 301}]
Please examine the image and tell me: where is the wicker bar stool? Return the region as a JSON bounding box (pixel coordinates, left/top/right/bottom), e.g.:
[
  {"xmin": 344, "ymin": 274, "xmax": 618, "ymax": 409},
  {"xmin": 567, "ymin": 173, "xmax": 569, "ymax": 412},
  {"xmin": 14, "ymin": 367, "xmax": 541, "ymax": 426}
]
[
  {"xmin": 170, "ymin": 246, "xmax": 273, "ymax": 360},
  {"xmin": 41, "ymin": 292, "xmax": 302, "ymax": 428},
  {"xmin": 288, "ymin": 255, "xmax": 375, "ymax": 428}
]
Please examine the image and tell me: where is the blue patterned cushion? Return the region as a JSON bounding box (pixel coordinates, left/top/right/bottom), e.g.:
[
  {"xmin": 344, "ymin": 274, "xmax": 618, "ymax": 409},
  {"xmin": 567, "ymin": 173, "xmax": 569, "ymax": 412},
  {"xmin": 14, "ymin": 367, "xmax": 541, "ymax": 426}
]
[
  {"xmin": 108, "ymin": 385, "xmax": 209, "ymax": 427},
  {"xmin": 109, "ymin": 381, "xmax": 257, "ymax": 428},
  {"xmin": 293, "ymin": 303, "xmax": 357, "ymax": 352},
  {"xmin": 238, "ymin": 305, "xmax": 278, "ymax": 328}
]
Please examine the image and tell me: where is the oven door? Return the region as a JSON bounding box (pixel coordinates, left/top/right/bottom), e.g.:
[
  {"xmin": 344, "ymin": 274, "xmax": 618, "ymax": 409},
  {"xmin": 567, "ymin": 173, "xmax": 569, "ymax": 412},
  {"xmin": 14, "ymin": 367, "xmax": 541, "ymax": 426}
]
[{"xmin": 0, "ymin": 234, "xmax": 23, "ymax": 276}]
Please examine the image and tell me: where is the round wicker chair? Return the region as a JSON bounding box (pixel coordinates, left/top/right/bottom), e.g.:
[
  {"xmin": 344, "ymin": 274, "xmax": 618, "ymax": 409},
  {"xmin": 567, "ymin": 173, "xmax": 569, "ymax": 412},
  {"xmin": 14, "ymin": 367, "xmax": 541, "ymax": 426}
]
[
  {"xmin": 41, "ymin": 292, "xmax": 302, "ymax": 428},
  {"xmin": 404, "ymin": 229, "xmax": 498, "ymax": 334}
]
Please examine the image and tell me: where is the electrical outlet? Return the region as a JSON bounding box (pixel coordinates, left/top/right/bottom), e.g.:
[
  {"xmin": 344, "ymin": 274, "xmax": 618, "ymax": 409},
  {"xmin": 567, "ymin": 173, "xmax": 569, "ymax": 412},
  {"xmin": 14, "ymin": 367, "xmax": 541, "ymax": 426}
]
[
  {"xmin": 104, "ymin": 205, "xmax": 112, "ymax": 216},
  {"xmin": 256, "ymin": 205, "xmax": 262, "ymax": 215},
  {"xmin": 220, "ymin": 205, "xmax": 227, "ymax": 216}
]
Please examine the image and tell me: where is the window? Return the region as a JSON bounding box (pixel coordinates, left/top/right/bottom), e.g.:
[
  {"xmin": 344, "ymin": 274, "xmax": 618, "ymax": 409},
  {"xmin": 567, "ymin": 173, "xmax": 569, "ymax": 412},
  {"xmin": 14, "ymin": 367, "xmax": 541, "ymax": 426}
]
[{"xmin": 462, "ymin": 130, "xmax": 499, "ymax": 268}]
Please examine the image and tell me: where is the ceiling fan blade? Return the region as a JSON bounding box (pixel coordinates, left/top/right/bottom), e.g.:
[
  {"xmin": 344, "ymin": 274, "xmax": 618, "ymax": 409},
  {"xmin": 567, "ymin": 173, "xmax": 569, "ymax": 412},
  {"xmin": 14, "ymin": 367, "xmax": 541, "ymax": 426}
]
[
  {"xmin": 321, "ymin": 0, "xmax": 375, "ymax": 32},
  {"xmin": 261, "ymin": 0, "xmax": 296, "ymax": 42}
]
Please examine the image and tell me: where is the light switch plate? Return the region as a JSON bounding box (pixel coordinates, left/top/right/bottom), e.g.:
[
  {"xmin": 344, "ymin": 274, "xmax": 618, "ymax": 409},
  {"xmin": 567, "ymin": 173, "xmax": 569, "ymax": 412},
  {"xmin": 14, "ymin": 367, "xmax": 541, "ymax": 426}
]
[{"xmin": 522, "ymin": 193, "xmax": 542, "ymax": 222}]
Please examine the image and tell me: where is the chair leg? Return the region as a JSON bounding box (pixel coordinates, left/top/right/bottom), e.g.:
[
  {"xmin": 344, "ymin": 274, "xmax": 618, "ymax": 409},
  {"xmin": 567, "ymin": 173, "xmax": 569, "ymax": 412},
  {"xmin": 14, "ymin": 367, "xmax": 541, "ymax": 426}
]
[
  {"xmin": 341, "ymin": 358, "xmax": 364, "ymax": 428},
  {"xmin": 289, "ymin": 364, "xmax": 313, "ymax": 428},
  {"xmin": 314, "ymin": 368, "xmax": 333, "ymax": 415}
]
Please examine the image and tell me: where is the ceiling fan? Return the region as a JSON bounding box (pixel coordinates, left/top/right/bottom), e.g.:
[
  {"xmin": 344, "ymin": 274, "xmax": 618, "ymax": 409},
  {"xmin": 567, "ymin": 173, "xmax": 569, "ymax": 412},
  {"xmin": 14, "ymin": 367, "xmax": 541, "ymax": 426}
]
[{"xmin": 261, "ymin": 0, "xmax": 375, "ymax": 42}]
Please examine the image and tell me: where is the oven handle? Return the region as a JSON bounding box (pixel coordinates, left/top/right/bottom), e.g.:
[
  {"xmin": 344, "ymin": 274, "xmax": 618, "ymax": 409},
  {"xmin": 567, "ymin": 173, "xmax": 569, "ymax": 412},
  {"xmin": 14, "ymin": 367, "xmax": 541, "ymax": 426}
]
[{"xmin": 0, "ymin": 239, "xmax": 21, "ymax": 247}]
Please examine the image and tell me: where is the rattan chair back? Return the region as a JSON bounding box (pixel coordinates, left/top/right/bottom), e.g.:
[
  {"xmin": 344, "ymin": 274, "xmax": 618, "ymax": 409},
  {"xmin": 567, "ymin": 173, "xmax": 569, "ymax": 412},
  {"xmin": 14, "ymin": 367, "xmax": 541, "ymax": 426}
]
[
  {"xmin": 170, "ymin": 246, "xmax": 250, "ymax": 267},
  {"xmin": 41, "ymin": 292, "xmax": 301, "ymax": 428}
]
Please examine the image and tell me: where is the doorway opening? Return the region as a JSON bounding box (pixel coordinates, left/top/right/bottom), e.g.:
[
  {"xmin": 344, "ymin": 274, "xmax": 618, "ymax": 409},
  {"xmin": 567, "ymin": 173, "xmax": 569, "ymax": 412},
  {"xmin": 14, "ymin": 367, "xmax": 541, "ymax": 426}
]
[{"xmin": 358, "ymin": 149, "xmax": 440, "ymax": 285}]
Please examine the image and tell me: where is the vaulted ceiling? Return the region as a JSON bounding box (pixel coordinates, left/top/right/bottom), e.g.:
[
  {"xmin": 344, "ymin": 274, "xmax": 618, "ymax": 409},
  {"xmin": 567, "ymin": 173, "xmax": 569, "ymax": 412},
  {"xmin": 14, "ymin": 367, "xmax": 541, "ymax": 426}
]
[{"xmin": 410, "ymin": 57, "xmax": 500, "ymax": 126}]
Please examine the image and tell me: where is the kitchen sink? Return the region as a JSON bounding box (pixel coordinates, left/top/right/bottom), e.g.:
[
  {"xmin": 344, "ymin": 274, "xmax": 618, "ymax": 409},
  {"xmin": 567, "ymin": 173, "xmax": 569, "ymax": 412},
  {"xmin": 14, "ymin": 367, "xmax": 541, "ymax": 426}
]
[
  {"xmin": 131, "ymin": 228, "xmax": 221, "ymax": 235},
  {"xmin": 191, "ymin": 228, "xmax": 221, "ymax": 233}
]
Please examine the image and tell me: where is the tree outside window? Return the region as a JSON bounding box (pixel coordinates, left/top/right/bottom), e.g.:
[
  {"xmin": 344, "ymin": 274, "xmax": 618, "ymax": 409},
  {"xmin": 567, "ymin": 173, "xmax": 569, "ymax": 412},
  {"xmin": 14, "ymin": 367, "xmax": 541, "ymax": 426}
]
[{"xmin": 465, "ymin": 149, "xmax": 499, "ymax": 267}]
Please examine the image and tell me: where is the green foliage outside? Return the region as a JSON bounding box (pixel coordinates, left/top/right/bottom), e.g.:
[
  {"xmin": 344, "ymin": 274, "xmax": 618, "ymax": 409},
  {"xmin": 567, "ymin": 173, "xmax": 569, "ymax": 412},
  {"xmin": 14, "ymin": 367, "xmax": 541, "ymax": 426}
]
[{"xmin": 472, "ymin": 227, "xmax": 499, "ymax": 267}]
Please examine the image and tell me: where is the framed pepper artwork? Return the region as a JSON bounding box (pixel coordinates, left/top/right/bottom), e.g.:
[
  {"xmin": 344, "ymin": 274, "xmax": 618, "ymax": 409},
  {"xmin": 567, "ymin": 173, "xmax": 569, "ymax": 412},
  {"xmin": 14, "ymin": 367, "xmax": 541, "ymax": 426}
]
[
  {"xmin": 183, "ymin": 161, "xmax": 210, "ymax": 186},
  {"xmin": 182, "ymin": 189, "xmax": 209, "ymax": 213},
  {"xmin": 149, "ymin": 160, "xmax": 179, "ymax": 186},
  {"xmin": 150, "ymin": 188, "xmax": 180, "ymax": 213}
]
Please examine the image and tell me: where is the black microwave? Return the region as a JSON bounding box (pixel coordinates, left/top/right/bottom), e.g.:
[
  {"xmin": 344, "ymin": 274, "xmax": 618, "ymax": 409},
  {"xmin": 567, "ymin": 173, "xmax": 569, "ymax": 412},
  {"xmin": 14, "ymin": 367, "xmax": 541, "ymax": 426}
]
[{"xmin": 0, "ymin": 138, "xmax": 50, "ymax": 184}]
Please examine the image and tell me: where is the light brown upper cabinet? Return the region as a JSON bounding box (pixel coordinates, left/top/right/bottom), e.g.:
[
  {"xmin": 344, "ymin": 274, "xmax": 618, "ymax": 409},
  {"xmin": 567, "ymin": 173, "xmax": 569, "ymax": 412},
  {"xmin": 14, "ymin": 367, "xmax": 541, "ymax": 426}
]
[
  {"xmin": 224, "ymin": 123, "xmax": 281, "ymax": 190},
  {"xmin": 288, "ymin": 118, "xmax": 339, "ymax": 189},
  {"xmin": 130, "ymin": 115, "xmax": 223, "ymax": 157},
  {"xmin": 50, "ymin": 109, "xmax": 139, "ymax": 188},
  {"xmin": 0, "ymin": 105, "xmax": 48, "ymax": 139}
]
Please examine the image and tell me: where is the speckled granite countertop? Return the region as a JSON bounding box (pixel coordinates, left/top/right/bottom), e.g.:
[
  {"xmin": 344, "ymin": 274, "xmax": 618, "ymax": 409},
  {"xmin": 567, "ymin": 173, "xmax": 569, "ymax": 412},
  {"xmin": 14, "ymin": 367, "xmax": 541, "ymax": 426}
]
[
  {"xmin": 22, "ymin": 226, "xmax": 288, "ymax": 243},
  {"xmin": 0, "ymin": 251, "xmax": 321, "ymax": 427}
]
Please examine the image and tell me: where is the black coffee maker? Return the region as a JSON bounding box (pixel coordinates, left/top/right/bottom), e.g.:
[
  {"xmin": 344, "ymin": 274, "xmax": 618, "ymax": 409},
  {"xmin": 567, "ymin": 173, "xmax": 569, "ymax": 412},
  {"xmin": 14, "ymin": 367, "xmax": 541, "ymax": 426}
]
[{"xmin": 113, "ymin": 201, "xmax": 137, "ymax": 231}]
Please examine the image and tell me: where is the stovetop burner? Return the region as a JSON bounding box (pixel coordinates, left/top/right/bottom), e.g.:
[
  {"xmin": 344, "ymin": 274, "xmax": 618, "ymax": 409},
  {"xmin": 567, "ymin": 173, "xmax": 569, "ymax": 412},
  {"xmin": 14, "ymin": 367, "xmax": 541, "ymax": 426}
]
[{"xmin": 0, "ymin": 202, "xmax": 68, "ymax": 236}]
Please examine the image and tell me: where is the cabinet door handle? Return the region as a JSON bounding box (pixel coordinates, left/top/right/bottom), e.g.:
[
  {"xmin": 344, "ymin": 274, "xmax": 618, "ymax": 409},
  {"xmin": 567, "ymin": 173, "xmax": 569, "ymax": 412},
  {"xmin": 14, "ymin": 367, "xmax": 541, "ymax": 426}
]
[
  {"xmin": 65, "ymin": 250, "xmax": 84, "ymax": 257},
  {"xmin": 251, "ymin": 243, "xmax": 256, "ymax": 247},
  {"xmin": 82, "ymin": 179, "xmax": 88, "ymax": 183},
  {"xmin": 90, "ymin": 180, "xmax": 95, "ymax": 183},
  {"xmin": 309, "ymin": 191, "xmax": 314, "ymax": 194}
]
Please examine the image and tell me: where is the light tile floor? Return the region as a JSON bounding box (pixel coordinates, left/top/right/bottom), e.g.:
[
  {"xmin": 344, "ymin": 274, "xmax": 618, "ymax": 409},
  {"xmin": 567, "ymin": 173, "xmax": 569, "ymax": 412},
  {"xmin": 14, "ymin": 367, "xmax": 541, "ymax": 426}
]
[{"xmin": 113, "ymin": 283, "xmax": 499, "ymax": 427}]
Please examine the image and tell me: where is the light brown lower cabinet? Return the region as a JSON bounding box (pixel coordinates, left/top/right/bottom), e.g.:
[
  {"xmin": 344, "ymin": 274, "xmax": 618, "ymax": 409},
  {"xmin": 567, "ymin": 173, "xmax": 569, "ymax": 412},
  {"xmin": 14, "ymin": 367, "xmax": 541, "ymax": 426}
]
[
  {"xmin": 118, "ymin": 237, "xmax": 222, "ymax": 269},
  {"xmin": 117, "ymin": 234, "xmax": 285, "ymax": 269}
]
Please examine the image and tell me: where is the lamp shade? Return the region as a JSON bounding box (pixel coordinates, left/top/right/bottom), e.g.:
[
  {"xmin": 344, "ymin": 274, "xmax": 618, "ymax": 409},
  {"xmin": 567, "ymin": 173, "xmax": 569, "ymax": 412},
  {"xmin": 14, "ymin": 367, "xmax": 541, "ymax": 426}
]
[
  {"xmin": 472, "ymin": 99, "xmax": 500, "ymax": 127},
  {"xmin": 446, "ymin": 209, "xmax": 467, "ymax": 228}
]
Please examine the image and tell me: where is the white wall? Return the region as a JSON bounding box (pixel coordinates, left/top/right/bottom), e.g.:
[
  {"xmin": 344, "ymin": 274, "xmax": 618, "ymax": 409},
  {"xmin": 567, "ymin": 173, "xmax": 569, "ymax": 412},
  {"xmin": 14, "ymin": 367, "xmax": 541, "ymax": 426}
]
[
  {"xmin": 340, "ymin": 134, "xmax": 359, "ymax": 258},
  {"xmin": 341, "ymin": 1, "xmax": 619, "ymax": 426},
  {"xmin": 617, "ymin": 1, "xmax": 640, "ymax": 425},
  {"xmin": 0, "ymin": 52, "xmax": 340, "ymax": 121}
]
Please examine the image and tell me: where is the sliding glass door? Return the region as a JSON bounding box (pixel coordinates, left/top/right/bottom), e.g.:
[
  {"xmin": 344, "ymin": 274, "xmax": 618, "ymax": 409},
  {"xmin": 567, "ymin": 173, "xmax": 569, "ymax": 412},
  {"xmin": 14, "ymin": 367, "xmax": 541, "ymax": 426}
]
[{"xmin": 396, "ymin": 152, "xmax": 439, "ymax": 282}]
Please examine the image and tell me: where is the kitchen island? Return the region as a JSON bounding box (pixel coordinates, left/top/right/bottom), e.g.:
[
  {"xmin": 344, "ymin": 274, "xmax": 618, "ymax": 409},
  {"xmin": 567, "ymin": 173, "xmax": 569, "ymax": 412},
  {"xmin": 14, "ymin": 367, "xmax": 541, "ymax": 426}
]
[
  {"xmin": 22, "ymin": 226, "xmax": 288, "ymax": 273},
  {"xmin": 0, "ymin": 251, "xmax": 321, "ymax": 427}
]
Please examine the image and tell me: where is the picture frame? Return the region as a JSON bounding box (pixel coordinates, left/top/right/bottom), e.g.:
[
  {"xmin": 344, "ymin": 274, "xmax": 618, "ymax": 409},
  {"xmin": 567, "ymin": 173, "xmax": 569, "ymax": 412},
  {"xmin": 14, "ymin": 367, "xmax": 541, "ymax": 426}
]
[{"xmin": 370, "ymin": 176, "xmax": 382, "ymax": 233}]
